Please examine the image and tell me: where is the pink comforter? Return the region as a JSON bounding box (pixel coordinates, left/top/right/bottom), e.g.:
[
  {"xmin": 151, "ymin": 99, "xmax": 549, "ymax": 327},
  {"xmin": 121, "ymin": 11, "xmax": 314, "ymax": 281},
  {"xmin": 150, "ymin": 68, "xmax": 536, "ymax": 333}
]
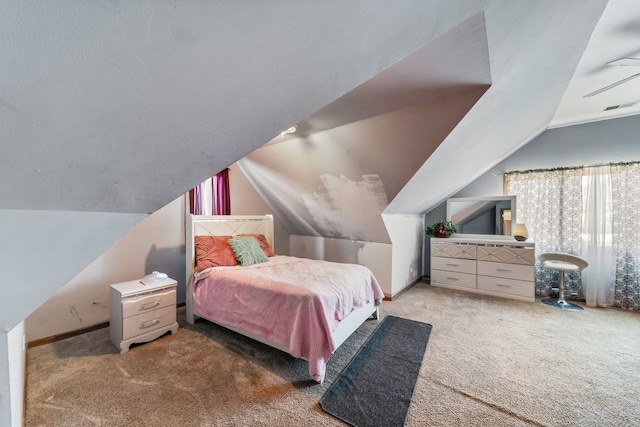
[{"xmin": 192, "ymin": 256, "xmax": 384, "ymax": 382}]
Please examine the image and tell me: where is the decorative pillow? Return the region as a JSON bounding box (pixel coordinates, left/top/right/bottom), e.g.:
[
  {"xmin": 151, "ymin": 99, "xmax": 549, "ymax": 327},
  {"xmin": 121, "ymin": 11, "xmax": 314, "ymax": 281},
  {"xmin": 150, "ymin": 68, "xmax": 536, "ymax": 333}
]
[
  {"xmin": 228, "ymin": 236, "xmax": 269, "ymax": 267},
  {"xmin": 194, "ymin": 235, "xmax": 238, "ymax": 272},
  {"xmin": 240, "ymin": 233, "xmax": 276, "ymax": 257}
]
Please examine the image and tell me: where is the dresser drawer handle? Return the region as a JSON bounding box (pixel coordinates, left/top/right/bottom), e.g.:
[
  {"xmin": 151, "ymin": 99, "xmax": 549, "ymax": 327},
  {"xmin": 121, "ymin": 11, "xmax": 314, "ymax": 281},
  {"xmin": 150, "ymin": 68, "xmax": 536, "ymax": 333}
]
[
  {"xmin": 446, "ymin": 277, "xmax": 459, "ymax": 281},
  {"xmin": 140, "ymin": 318, "xmax": 161, "ymax": 329},
  {"xmin": 446, "ymin": 263, "xmax": 459, "ymax": 267},
  {"xmin": 496, "ymin": 283, "xmax": 512, "ymax": 288},
  {"xmin": 496, "ymin": 269, "xmax": 511, "ymax": 272},
  {"xmin": 140, "ymin": 300, "xmax": 161, "ymax": 310}
]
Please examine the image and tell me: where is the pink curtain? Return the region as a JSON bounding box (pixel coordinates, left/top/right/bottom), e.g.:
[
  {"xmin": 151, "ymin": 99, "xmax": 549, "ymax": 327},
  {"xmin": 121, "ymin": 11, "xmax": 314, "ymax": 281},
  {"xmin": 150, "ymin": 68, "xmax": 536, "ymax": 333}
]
[
  {"xmin": 189, "ymin": 181, "xmax": 206, "ymax": 215},
  {"xmin": 212, "ymin": 168, "xmax": 230, "ymax": 215}
]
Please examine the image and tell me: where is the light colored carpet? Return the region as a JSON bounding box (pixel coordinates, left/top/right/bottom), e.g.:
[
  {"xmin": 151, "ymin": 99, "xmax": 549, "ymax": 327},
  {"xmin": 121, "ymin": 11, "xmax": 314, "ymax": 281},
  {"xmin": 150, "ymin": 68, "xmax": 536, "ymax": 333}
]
[{"xmin": 26, "ymin": 282, "xmax": 640, "ymax": 426}]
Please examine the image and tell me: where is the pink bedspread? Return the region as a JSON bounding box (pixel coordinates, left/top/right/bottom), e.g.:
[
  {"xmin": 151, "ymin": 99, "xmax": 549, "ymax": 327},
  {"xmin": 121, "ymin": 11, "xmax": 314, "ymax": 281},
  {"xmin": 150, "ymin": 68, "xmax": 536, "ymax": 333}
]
[{"xmin": 192, "ymin": 256, "xmax": 384, "ymax": 382}]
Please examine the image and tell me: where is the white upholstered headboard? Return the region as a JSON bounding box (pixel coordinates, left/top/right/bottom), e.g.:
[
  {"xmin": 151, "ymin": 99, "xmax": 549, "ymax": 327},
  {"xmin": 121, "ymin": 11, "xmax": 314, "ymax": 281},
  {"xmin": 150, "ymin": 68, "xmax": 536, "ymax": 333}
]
[{"xmin": 185, "ymin": 214, "xmax": 274, "ymax": 285}]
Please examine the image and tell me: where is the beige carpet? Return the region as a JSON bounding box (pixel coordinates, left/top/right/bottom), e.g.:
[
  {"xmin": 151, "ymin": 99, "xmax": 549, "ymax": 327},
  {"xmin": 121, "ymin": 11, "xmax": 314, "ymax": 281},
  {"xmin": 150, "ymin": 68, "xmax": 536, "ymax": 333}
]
[{"xmin": 26, "ymin": 282, "xmax": 640, "ymax": 426}]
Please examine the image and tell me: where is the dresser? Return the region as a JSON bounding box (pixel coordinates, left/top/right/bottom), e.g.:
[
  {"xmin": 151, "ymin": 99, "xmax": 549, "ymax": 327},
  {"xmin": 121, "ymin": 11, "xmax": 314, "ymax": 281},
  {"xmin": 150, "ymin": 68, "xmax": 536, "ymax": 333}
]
[
  {"xmin": 109, "ymin": 276, "xmax": 179, "ymax": 353},
  {"xmin": 430, "ymin": 237, "xmax": 535, "ymax": 302}
]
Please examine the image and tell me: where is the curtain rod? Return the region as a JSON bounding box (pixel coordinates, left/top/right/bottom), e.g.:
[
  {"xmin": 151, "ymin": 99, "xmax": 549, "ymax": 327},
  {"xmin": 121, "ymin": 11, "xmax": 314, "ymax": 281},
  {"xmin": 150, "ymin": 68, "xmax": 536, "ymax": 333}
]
[{"xmin": 504, "ymin": 159, "xmax": 640, "ymax": 176}]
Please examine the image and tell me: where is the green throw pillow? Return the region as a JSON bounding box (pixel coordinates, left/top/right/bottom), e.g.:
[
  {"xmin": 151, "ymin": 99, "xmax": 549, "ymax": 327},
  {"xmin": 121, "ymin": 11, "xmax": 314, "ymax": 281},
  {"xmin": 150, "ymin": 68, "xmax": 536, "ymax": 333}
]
[{"xmin": 228, "ymin": 236, "xmax": 269, "ymax": 266}]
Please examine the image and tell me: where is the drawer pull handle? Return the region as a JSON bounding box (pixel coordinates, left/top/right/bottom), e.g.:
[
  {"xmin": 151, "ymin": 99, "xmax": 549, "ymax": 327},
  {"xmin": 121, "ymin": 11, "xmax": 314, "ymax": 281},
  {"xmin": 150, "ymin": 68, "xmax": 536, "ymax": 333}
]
[
  {"xmin": 140, "ymin": 318, "xmax": 161, "ymax": 329},
  {"xmin": 446, "ymin": 263, "xmax": 459, "ymax": 267},
  {"xmin": 140, "ymin": 300, "xmax": 160, "ymax": 310},
  {"xmin": 496, "ymin": 284, "xmax": 512, "ymax": 288},
  {"xmin": 496, "ymin": 269, "xmax": 511, "ymax": 272},
  {"xmin": 446, "ymin": 277, "xmax": 459, "ymax": 281}
]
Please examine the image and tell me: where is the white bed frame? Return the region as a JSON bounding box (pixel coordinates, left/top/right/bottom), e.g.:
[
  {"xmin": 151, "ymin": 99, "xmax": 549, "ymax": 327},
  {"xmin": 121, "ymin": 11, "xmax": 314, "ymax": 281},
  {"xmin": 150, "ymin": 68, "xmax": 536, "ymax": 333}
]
[{"xmin": 185, "ymin": 214, "xmax": 378, "ymax": 366}]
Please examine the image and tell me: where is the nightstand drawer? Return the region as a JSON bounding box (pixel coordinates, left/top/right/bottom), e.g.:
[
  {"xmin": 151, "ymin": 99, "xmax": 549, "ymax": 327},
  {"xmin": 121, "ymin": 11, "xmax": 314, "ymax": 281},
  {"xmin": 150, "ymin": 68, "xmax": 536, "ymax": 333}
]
[
  {"xmin": 431, "ymin": 257, "xmax": 476, "ymax": 274},
  {"xmin": 431, "ymin": 269, "xmax": 476, "ymax": 289},
  {"xmin": 122, "ymin": 288, "xmax": 176, "ymax": 318},
  {"xmin": 477, "ymin": 275, "xmax": 534, "ymax": 298},
  {"xmin": 122, "ymin": 305, "xmax": 176, "ymax": 340}
]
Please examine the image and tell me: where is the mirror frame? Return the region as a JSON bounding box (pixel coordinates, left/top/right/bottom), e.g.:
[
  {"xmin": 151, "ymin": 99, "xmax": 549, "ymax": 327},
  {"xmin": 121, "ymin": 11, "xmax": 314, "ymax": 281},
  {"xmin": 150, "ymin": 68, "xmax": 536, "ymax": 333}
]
[{"xmin": 446, "ymin": 195, "xmax": 517, "ymax": 239}]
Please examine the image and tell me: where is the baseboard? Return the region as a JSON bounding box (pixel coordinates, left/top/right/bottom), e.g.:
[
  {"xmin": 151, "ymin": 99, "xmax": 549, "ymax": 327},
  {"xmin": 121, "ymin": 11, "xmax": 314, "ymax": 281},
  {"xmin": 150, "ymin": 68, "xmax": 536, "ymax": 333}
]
[
  {"xmin": 27, "ymin": 302, "xmax": 187, "ymax": 348},
  {"xmin": 384, "ymin": 277, "xmax": 424, "ymax": 301},
  {"xmin": 27, "ymin": 321, "xmax": 110, "ymax": 349}
]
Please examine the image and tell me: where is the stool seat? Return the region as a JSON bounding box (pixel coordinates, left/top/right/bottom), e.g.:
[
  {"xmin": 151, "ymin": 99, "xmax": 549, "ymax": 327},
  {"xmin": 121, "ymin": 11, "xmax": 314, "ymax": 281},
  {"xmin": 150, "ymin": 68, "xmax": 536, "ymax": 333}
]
[
  {"xmin": 539, "ymin": 252, "xmax": 588, "ymax": 311},
  {"xmin": 542, "ymin": 260, "xmax": 583, "ymax": 272}
]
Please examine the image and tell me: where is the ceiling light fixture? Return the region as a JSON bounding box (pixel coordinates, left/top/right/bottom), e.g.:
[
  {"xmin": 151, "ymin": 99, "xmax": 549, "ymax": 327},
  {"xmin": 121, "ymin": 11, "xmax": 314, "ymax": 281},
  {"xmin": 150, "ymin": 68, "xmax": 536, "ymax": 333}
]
[{"xmin": 280, "ymin": 124, "xmax": 299, "ymax": 139}]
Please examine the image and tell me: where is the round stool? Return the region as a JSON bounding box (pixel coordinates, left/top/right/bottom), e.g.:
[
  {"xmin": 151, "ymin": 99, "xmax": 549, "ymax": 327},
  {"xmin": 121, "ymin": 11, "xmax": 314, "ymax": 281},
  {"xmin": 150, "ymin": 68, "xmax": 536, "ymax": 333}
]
[{"xmin": 539, "ymin": 252, "xmax": 589, "ymax": 311}]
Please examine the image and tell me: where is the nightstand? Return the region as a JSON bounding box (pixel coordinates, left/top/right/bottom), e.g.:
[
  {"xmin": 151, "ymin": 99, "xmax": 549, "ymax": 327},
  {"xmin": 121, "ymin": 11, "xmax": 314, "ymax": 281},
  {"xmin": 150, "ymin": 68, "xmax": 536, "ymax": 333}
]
[{"xmin": 109, "ymin": 276, "xmax": 179, "ymax": 353}]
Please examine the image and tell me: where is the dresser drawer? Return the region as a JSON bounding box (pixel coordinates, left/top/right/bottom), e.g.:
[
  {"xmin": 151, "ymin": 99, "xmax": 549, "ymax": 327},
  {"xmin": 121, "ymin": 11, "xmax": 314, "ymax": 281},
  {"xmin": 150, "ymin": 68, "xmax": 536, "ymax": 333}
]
[
  {"xmin": 431, "ymin": 269, "xmax": 476, "ymax": 289},
  {"xmin": 477, "ymin": 261, "xmax": 533, "ymax": 282},
  {"xmin": 122, "ymin": 305, "xmax": 176, "ymax": 340},
  {"xmin": 477, "ymin": 275, "xmax": 534, "ymax": 298},
  {"xmin": 431, "ymin": 242, "xmax": 476, "ymax": 260},
  {"xmin": 477, "ymin": 245, "xmax": 535, "ymax": 266},
  {"xmin": 432, "ymin": 256, "xmax": 476, "ymax": 274},
  {"xmin": 122, "ymin": 288, "xmax": 176, "ymax": 318}
]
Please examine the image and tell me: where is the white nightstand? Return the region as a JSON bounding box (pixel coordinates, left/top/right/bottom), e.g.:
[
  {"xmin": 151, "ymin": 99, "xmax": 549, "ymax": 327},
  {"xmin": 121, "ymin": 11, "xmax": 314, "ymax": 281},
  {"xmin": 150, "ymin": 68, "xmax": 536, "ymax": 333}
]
[{"xmin": 109, "ymin": 276, "xmax": 179, "ymax": 353}]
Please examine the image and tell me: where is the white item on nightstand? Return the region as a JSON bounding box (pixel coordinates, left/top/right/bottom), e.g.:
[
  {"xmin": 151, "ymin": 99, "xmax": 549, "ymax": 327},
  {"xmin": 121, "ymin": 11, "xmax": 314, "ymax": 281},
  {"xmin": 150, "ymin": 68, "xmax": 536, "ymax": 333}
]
[{"xmin": 109, "ymin": 276, "xmax": 179, "ymax": 353}]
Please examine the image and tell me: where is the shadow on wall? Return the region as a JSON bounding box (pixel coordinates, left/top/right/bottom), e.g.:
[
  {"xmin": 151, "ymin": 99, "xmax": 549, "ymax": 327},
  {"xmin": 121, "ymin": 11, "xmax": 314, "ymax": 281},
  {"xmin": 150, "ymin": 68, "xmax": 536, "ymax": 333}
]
[{"xmin": 145, "ymin": 244, "xmax": 187, "ymax": 303}]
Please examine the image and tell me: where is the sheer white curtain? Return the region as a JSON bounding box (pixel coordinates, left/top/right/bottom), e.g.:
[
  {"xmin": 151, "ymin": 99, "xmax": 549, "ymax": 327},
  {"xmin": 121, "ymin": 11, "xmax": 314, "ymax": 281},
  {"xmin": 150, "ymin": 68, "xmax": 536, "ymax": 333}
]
[{"xmin": 580, "ymin": 166, "xmax": 614, "ymax": 307}]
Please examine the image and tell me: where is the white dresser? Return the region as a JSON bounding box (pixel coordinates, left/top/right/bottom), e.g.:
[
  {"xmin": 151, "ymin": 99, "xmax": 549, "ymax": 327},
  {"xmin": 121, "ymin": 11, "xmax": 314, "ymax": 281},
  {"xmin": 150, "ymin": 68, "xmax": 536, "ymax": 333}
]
[
  {"xmin": 430, "ymin": 237, "xmax": 535, "ymax": 302},
  {"xmin": 109, "ymin": 277, "xmax": 179, "ymax": 353}
]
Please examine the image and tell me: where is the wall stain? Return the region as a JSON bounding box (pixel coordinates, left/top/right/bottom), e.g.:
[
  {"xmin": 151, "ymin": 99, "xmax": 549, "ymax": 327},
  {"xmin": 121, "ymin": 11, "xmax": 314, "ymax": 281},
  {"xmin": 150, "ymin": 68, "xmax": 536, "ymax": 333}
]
[
  {"xmin": 69, "ymin": 305, "xmax": 82, "ymax": 324},
  {"xmin": 301, "ymin": 173, "xmax": 389, "ymax": 241}
]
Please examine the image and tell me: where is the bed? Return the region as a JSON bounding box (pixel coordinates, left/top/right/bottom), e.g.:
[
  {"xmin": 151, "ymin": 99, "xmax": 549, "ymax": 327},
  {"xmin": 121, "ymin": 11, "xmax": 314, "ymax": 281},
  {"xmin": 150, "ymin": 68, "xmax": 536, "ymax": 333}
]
[{"xmin": 185, "ymin": 214, "xmax": 384, "ymax": 383}]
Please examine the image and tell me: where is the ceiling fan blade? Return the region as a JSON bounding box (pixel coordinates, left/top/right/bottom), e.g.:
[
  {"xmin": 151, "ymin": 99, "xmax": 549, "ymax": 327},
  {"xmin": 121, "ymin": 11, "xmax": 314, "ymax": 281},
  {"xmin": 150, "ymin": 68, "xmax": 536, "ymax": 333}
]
[
  {"xmin": 607, "ymin": 57, "xmax": 640, "ymax": 67},
  {"xmin": 583, "ymin": 72, "xmax": 640, "ymax": 98}
]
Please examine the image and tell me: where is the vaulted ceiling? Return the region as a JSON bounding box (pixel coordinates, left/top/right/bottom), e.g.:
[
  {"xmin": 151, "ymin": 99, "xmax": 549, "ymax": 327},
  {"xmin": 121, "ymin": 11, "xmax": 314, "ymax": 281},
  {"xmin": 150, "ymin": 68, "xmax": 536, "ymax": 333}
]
[{"xmin": 0, "ymin": 0, "xmax": 625, "ymax": 333}]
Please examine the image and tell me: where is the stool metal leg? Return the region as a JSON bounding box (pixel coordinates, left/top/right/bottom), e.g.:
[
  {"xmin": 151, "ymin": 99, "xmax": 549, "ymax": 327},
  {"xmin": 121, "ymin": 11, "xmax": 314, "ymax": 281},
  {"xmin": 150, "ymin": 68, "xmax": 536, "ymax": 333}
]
[{"xmin": 542, "ymin": 270, "xmax": 583, "ymax": 311}]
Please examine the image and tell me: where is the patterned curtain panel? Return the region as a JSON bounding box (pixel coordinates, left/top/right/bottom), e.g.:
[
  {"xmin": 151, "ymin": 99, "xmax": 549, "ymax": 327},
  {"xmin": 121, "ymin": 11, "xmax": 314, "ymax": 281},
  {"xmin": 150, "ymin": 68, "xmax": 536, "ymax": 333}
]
[
  {"xmin": 507, "ymin": 168, "xmax": 583, "ymax": 298},
  {"xmin": 508, "ymin": 162, "xmax": 640, "ymax": 312},
  {"xmin": 611, "ymin": 163, "xmax": 640, "ymax": 310}
]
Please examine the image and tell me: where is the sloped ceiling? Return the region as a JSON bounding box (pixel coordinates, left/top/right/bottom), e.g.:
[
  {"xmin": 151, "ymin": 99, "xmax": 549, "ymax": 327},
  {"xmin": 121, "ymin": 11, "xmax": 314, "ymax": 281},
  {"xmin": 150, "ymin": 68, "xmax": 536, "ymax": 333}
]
[
  {"xmin": 387, "ymin": 1, "xmax": 609, "ymax": 215},
  {"xmin": 240, "ymin": 13, "xmax": 491, "ymax": 243},
  {"xmin": 551, "ymin": 0, "xmax": 640, "ymax": 127},
  {"xmin": 1, "ymin": 0, "xmax": 466, "ymax": 214},
  {"xmin": 1, "ymin": 1, "xmax": 487, "ymax": 333},
  {"xmin": 0, "ymin": 1, "xmax": 610, "ymax": 332},
  {"xmin": 241, "ymin": 1, "xmax": 610, "ymax": 240}
]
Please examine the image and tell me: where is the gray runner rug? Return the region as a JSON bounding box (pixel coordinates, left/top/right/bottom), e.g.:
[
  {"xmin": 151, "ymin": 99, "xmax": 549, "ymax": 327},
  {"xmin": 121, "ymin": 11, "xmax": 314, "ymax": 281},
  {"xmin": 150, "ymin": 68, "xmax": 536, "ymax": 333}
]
[{"xmin": 320, "ymin": 315, "xmax": 432, "ymax": 427}]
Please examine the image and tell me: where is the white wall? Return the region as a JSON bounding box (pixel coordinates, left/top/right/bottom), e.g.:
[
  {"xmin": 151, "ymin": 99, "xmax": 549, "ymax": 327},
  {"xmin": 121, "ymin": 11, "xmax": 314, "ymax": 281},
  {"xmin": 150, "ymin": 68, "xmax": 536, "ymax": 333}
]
[
  {"xmin": 0, "ymin": 323, "xmax": 25, "ymax": 427},
  {"xmin": 25, "ymin": 198, "xmax": 185, "ymax": 342},
  {"xmin": 240, "ymin": 89, "xmax": 485, "ymax": 243},
  {"xmin": 289, "ymin": 235, "xmax": 392, "ymax": 297},
  {"xmin": 229, "ymin": 164, "xmax": 289, "ymax": 256},
  {"xmin": 383, "ymin": 214, "xmax": 424, "ymax": 296},
  {"xmin": 8, "ymin": 322, "xmax": 24, "ymax": 427}
]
